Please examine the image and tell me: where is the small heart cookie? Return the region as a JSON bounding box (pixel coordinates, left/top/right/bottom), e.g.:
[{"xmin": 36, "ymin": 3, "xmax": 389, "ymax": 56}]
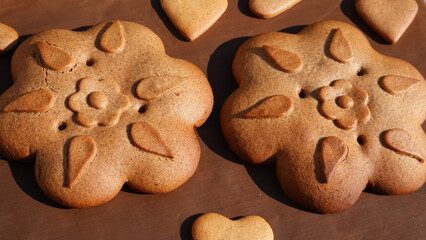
[
  {"xmin": 160, "ymin": 0, "xmax": 228, "ymax": 41},
  {"xmin": 0, "ymin": 23, "xmax": 18, "ymax": 53},
  {"xmin": 249, "ymin": 0, "xmax": 301, "ymax": 18},
  {"xmin": 192, "ymin": 213, "xmax": 274, "ymax": 240},
  {"xmin": 355, "ymin": 0, "xmax": 418, "ymax": 44}
]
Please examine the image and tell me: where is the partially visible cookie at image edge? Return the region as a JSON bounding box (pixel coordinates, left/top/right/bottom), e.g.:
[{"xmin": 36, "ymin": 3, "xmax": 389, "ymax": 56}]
[
  {"xmin": 0, "ymin": 23, "xmax": 18, "ymax": 53},
  {"xmin": 249, "ymin": 0, "xmax": 301, "ymax": 18},
  {"xmin": 192, "ymin": 213, "xmax": 274, "ymax": 240}
]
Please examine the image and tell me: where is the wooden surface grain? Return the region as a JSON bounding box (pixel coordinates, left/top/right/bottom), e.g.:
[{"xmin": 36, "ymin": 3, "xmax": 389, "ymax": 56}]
[{"xmin": 0, "ymin": 0, "xmax": 425, "ymax": 239}]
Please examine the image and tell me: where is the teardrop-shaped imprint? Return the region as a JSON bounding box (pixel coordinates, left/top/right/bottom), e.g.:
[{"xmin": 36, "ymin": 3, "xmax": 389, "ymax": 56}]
[
  {"xmin": 263, "ymin": 45, "xmax": 303, "ymax": 73},
  {"xmin": 320, "ymin": 136, "xmax": 348, "ymax": 183},
  {"xmin": 35, "ymin": 41, "xmax": 73, "ymax": 71},
  {"xmin": 130, "ymin": 122, "xmax": 174, "ymax": 158},
  {"xmin": 67, "ymin": 135, "xmax": 98, "ymax": 187},
  {"xmin": 3, "ymin": 89, "xmax": 56, "ymax": 113},
  {"xmin": 99, "ymin": 20, "xmax": 125, "ymax": 53},
  {"xmin": 244, "ymin": 95, "xmax": 293, "ymax": 118}
]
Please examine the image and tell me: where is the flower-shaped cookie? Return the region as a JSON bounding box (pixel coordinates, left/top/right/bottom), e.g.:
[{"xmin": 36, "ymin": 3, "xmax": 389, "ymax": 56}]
[
  {"xmin": 0, "ymin": 21, "xmax": 213, "ymax": 207},
  {"xmin": 221, "ymin": 20, "xmax": 426, "ymax": 213}
]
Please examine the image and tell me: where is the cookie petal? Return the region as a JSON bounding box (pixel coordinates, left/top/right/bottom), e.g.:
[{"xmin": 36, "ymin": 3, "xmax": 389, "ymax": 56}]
[
  {"xmin": 67, "ymin": 135, "xmax": 98, "ymax": 188},
  {"xmin": 35, "ymin": 41, "xmax": 73, "ymax": 71},
  {"xmin": 100, "ymin": 20, "xmax": 125, "ymax": 53},
  {"xmin": 381, "ymin": 75, "xmax": 420, "ymax": 95},
  {"xmin": 384, "ymin": 129, "xmax": 424, "ymax": 163},
  {"xmin": 321, "ymin": 136, "xmax": 348, "ymax": 183},
  {"xmin": 136, "ymin": 76, "xmax": 186, "ymax": 100},
  {"xmin": 131, "ymin": 122, "xmax": 173, "ymax": 158},
  {"xmin": 244, "ymin": 95, "xmax": 293, "ymax": 118},
  {"xmin": 3, "ymin": 89, "xmax": 56, "ymax": 113},
  {"xmin": 263, "ymin": 45, "xmax": 303, "ymax": 73},
  {"xmin": 335, "ymin": 117, "xmax": 357, "ymax": 130},
  {"xmin": 328, "ymin": 28, "xmax": 354, "ymax": 63}
]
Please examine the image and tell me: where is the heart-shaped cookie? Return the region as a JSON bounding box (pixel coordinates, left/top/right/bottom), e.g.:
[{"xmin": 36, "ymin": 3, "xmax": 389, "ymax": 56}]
[
  {"xmin": 249, "ymin": 0, "xmax": 301, "ymax": 18},
  {"xmin": 192, "ymin": 213, "xmax": 274, "ymax": 240},
  {"xmin": 355, "ymin": 0, "xmax": 418, "ymax": 44},
  {"xmin": 0, "ymin": 23, "xmax": 18, "ymax": 52},
  {"xmin": 160, "ymin": 0, "xmax": 228, "ymax": 41}
]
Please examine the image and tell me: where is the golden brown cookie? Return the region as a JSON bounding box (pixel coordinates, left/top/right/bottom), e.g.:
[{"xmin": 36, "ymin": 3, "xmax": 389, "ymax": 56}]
[
  {"xmin": 0, "ymin": 20, "xmax": 213, "ymax": 208},
  {"xmin": 0, "ymin": 23, "xmax": 18, "ymax": 53},
  {"xmin": 355, "ymin": 0, "xmax": 418, "ymax": 44},
  {"xmin": 160, "ymin": 0, "xmax": 228, "ymax": 41},
  {"xmin": 192, "ymin": 213, "xmax": 274, "ymax": 240},
  {"xmin": 220, "ymin": 20, "xmax": 426, "ymax": 213},
  {"xmin": 249, "ymin": 0, "xmax": 301, "ymax": 18}
]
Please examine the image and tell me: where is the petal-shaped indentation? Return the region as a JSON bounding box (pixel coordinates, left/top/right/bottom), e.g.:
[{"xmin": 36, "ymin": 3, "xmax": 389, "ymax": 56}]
[
  {"xmin": 321, "ymin": 136, "xmax": 348, "ymax": 183},
  {"xmin": 381, "ymin": 75, "xmax": 420, "ymax": 95},
  {"xmin": 332, "ymin": 79, "xmax": 353, "ymax": 89},
  {"xmin": 335, "ymin": 117, "xmax": 357, "ymax": 130},
  {"xmin": 35, "ymin": 41, "xmax": 73, "ymax": 71},
  {"xmin": 3, "ymin": 89, "xmax": 56, "ymax": 113},
  {"xmin": 192, "ymin": 213, "xmax": 274, "ymax": 240},
  {"xmin": 328, "ymin": 29, "xmax": 353, "ymax": 63},
  {"xmin": 357, "ymin": 105, "xmax": 371, "ymax": 124},
  {"xmin": 318, "ymin": 86, "xmax": 335, "ymax": 101},
  {"xmin": 100, "ymin": 20, "xmax": 125, "ymax": 53},
  {"xmin": 136, "ymin": 76, "xmax": 186, "ymax": 100},
  {"xmin": 131, "ymin": 122, "xmax": 173, "ymax": 158},
  {"xmin": 263, "ymin": 45, "xmax": 303, "ymax": 73},
  {"xmin": 352, "ymin": 87, "xmax": 369, "ymax": 105},
  {"xmin": 320, "ymin": 101, "xmax": 339, "ymax": 120},
  {"xmin": 384, "ymin": 129, "xmax": 424, "ymax": 163},
  {"xmin": 244, "ymin": 95, "xmax": 293, "ymax": 118},
  {"xmin": 67, "ymin": 135, "xmax": 97, "ymax": 187}
]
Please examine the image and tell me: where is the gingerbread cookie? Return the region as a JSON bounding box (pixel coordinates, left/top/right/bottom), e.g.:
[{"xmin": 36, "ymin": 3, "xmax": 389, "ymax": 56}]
[
  {"xmin": 0, "ymin": 23, "xmax": 18, "ymax": 53},
  {"xmin": 249, "ymin": 0, "xmax": 301, "ymax": 19},
  {"xmin": 220, "ymin": 20, "xmax": 426, "ymax": 213},
  {"xmin": 0, "ymin": 20, "xmax": 213, "ymax": 208},
  {"xmin": 160, "ymin": 0, "xmax": 228, "ymax": 41},
  {"xmin": 355, "ymin": 0, "xmax": 418, "ymax": 44},
  {"xmin": 192, "ymin": 213, "xmax": 274, "ymax": 240}
]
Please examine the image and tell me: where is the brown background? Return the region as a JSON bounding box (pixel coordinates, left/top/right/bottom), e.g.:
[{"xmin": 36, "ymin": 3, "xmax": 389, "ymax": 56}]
[{"xmin": 0, "ymin": 0, "xmax": 425, "ymax": 239}]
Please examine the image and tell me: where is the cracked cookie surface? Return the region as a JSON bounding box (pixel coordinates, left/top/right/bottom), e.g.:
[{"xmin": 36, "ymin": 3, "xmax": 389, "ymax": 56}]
[
  {"xmin": 220, "ymin": 20, "xmax": 426, "ymax": 213},
  {"xmin": 0, "ymin": 20, "xmax": 213, "ymax": 208}
]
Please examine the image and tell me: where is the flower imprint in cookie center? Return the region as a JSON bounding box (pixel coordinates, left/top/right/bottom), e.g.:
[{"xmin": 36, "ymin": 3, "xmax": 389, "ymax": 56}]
[
  {"xmin": 68, "ymin": 77, "xmax": 130, "ymax": 127},
  {"xmin": 319, "ymin": 79, "xmax": 371, "ymax": 130}
]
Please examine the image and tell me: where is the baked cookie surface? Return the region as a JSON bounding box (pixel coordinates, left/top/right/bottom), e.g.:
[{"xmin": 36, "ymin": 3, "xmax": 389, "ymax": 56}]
[
  {"xmin": 192, "ymin": 213, "xmax": 274, "ymax": 240},
  {"xmin": 220, "ymin": 20, "xmax": 426, "ymax": 213},
  {"xmin": 0, "ymin": 20, "xmax": 213, "ymax": 208},
  {"xmin": 249, "ymin": 0, "xmax": 301, "ymax": 19},
  {"xmin": 355, "ymin": 0, "xmax": 418, "ymax": 44},
  {"xmin": 0, "ymin": 23, "xmax": 18, "ymax": 53}
]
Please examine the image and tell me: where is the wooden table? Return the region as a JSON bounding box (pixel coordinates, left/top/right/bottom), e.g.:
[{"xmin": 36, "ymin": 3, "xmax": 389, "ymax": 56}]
[{"xmin": 0, "ymin": 0, "xmax": 425, "ymax": 239}]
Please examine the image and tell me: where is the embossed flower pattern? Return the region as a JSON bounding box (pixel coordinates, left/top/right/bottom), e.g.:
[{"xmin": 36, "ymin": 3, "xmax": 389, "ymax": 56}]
[
  {"xmin": 318, "ymin": 79, "xmax": 371, "ymax": 130},
  {"xmin": 68, "ymin": 77, "xmax": 130, "ymax": 127}
]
